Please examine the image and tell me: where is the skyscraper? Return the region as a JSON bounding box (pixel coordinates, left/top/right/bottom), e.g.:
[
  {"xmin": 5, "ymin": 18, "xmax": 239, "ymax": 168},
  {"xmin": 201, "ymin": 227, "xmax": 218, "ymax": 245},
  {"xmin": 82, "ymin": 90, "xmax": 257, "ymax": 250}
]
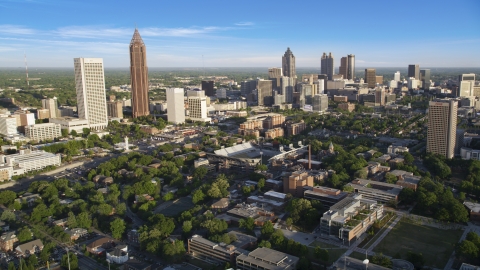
[
  {"xmin": 281, "ymin": 77, "xmax": 295, "ymax": 104},
  {"xmin": 321, "ymin": 52, "xmax": 334, "ymax": 80},
  {"xmin": 74, "ymin": 58, "xmax": 108, "ymax": 130},
  {"xmin": 186, "ymin": 90, "xmax": 210, "ymax": 122},
  {"xmin": 339, "ymin": 57, "xmax": 348, "ymax": 80},
  {"xmin": 394, "ymin": 71, "xmax": 401, "ymax": 82},
  {"xmin": 364, "ymin": 68, "xmax": 376, "ymax": 88},
  {"xmin": 282, "ymin": 48, "xmax": 296, "ymax": 79},
  {"xmin": 347, "ymin": 54, "xmax": 355, "ymax": 80},
  {"xmin": 375, "ymin": 88, "xmax": 385, "ymax": 106},
  {"xmin": 268, "ymin": 68, "xmax": 282, "ymax": 89},
  {"xmin": 201, "ymin": 81, "xmax": 215, "ymax": 97},
  {"xmin": 42, "ymin": 97, "xmax": 57, "ymax": 118},
  {"xmin": 420, "ymin": 69, "xmax": 431, "ymax": 89},
  {"xmin": 408, "ymin": 64, "xmax": 420, "ymax": 80},
  {"xmin": 313, "ymin": 94, "xmax": 329, "ymax": 112},
  {"xmin": 257, "ymin": 79, "xmax": 273, "ymax": 106},
  {"xmin": 166, "ymin": 88, "xmax": 185, "ymax": 124},
  {"xmin": 427, "ymin": 99, "xmax": 457, "ymax": 159},
  {"xmin": 458, "ymin": 74, "xmax": 476, "ymax": 97},
  {"xmin": 130, "ymin": 29, "xmax": 149, "ymax": 118},
  {"xmin": 107, "ymin": 101, "xmax": 124, "ymax": 118}
]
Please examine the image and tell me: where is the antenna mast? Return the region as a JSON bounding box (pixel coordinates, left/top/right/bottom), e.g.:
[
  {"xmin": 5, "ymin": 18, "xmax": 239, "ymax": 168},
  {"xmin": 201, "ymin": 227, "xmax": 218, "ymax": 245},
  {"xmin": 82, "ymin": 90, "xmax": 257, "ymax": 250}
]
[{"xmin": 24, "ymin": 52, "xmax": 29, "ymax": 89}]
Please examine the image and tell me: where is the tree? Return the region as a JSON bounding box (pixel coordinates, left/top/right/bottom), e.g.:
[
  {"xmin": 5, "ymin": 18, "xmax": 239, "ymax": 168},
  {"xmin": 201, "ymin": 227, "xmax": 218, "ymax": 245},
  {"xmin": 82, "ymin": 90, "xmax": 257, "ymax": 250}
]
[
  {"xmin": 110, "ymin": 218, "xmax": 126, "ymax": 240},
  {"xmin": 116, "ymin": 202, "xmax": 127, "ymax": 216},
  {"xmin": 256, "ymin": 164, "xmax": 268, "ymax": 171},
  {"xmin": 8, "ymin": 261, "xmax": 16, "ymax": 270},
  {"xmin": 258, "ymin": 240, "xmax": 271, "ymax": 248},
  {"xmin": 342, "ymin": 185, "xmax": 354, "ymax": 193},
  {"xmin": 257, "ymin": 178, "xmax": 265, "ymax": 191},
  {"xmin": 61, "ymin": 129, "xmax": 69, "ymax": 137},
  {"xmin": 67, "ymin": 211, "xmax": 77, "ymax": 228},
  {"xmin": 70, "ymin": 130, "xmax": 77, "ymax": 137},
  {"xmin": 17, "ymin": 227, "xmax": 32, "ymax": 243},
  {"xmin": 182, "ymin": 221, "xmax": 192, "ymax": 234},
  {"xmin": 407, "ymin": 251, "xmax": 425, "ymax": 270},
  {"xmin": 457, "ymin": 240, "xmax": 479, "ymax": 259},
  {"xmin": 261, "ymin": 221, "xmax": 274, "ymax": 238},
  {"xmin": 385, "ymin": 173, "xmax": 397, "ymax": 184},
  {"xmin": 239, "ymin": 217, "xmax": 255, "ymax": 232},
  {"xmin": 207, "ymin": 184, "xmax": 222, "ymax": 199},
  {"xmin": 0, "ymin": 210, "xmax": 16, "ymax": 222},
  {"xmin": 403, "ymin": 152, "xmax": 414, "ymax": 164},
  {"xmin": 163, "ymin": 240, "xmax": 186, "ymax": 262},
  {"xmin": 61, "ymin": 253, "xmax": 78, "ymax": 270},
  {"xmin": 354, "ymin": 169, "xmax": 368, "ymax": 179},
  {"xmin": 0, "ymin": 190, "xmax": 17, "ymax": 205},
  {"xmin": 27, "ymin": 254, "xmax": 38, "ymax": 268},
  {"xmin": 192, "ymin": 190, "xmax": 205, "ymax": 204},
  {"xmin": 285, "ymin": 218, "xmax": 293, "ymax": 229},
  {"xmin": 201, "ymin": 218, "xmax": 228, "ymax": 235},
  {"xmin": 163, "ymin": 192, "xmax": 174, "ymax": 201},
  {"xmin": 371, "ymin": 253, "xmax": 392, "ymax": 268},
  {"xmin": 314, "ymin": 246, "xmax": 329, "ymax": 263},
  {"xmin": 242, "ymin": 185, "xmax": 252, "ymax": 196},
  {"xmin": 77, "ymin": 212, "xmax": 91, "ymax": 229}
]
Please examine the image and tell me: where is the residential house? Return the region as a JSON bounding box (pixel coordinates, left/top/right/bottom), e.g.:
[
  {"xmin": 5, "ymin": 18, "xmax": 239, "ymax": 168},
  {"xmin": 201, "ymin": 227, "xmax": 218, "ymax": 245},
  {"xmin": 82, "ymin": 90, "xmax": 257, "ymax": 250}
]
[
  {"xmin": 86, "ymin": 237, "xmax": 112, "ymax": 254},
  {"xmin": 65, "ymin": 228, "xmax": 88, "ymax": 241},
  {"xmin": 106, "ymin": 245, "xmax": 128, "ymax": 264},
  {"xmin": 15, "ymin": 239, "xmax": 43, "ymax": 256}
]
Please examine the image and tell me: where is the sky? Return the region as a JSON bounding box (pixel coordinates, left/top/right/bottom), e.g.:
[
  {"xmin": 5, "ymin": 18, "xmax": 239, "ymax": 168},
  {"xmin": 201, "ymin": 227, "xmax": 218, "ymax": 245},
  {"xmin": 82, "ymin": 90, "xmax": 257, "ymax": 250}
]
[{"xmin": 0, "ymin": 0, "xmax": 479, "ymax": 68}]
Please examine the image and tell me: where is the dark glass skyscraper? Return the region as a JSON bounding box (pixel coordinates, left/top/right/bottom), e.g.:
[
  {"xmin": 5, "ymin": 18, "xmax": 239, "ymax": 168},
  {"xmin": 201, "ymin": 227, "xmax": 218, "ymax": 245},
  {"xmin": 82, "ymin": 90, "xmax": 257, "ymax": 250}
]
[
  {"xmin": 321, "ymin": 52, "xmax": 334, "ymax": 80},
  {"xmin": 130, "ymin": 29, "xmax": 149, "ymax": 118}
]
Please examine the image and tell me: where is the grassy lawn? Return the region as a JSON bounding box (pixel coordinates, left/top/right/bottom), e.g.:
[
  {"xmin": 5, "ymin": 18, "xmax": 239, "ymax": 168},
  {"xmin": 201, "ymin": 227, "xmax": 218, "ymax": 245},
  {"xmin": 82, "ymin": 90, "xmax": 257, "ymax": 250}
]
[
  {"xmin": 309, "ymin": 241, "xmax": 347, "ymax": 264},
  {"xmin": 358, "ymin": 214, "xmax": 396, "ymax": 249},
  {"xmin": 373, "ymin": 219, "xmax": 463, "ymax": 268}
]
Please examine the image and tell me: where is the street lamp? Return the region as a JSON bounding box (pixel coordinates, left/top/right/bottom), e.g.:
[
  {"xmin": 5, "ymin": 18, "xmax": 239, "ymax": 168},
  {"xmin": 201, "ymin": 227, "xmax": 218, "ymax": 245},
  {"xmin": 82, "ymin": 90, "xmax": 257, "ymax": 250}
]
[
  {"xmin": 106, "ymin": 259, "xmax": 111, "ymax": 270},
  {"xmin": 363, "ymin": 250, "xmax": 369, "ymax": 270}
]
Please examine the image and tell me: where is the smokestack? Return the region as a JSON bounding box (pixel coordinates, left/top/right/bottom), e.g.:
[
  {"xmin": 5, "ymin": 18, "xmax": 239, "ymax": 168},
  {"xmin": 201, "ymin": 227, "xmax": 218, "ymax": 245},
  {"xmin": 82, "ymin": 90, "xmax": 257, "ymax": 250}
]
[{"xmin": 308, "ymin": 144, "xmax": 311, "ymax": 170}]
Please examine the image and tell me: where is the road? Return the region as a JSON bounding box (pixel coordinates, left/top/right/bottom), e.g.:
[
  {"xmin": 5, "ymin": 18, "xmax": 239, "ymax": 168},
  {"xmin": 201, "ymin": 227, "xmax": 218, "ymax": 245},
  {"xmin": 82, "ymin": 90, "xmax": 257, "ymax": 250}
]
[{"xmin": 444, "ymin": 222, "xmax": 480, "ymax": 270}]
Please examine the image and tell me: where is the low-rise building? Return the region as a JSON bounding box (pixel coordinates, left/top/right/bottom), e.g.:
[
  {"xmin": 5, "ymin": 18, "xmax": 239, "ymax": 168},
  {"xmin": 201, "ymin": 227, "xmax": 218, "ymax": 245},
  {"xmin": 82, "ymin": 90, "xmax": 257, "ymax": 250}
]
[
  {"xmin": 0, "ymin": 231, "xmax": 18, "ymax": 252},
  {"xmin": 338, "ymin": 102, "xmax": 355, "ymax": 112},
  {"xmin": 225, "ymin": 204, "xmax": 276, "ymax": 226},
  {"xmin": 304, "ymin": 186, "xmax": 348, "ymax": 207},
  {"xmin": 2, "ymin": 150, "xmax": 61, "ymax": 173},
  {"xmin": 236, "ymin": 247, "xmax": 299, "ymax": 270},
  {"xmin": 15, "ymin": 239, "xmax": 43, "ymax": 256},
  {"xmin": 65, "ymin": 228, "xmax": 88, "ymax": 241},
  {"xmin": 346, "ymin": 178, "xmax": 403, "ymax": 203},
  {"xmin": 464, "ymin": 202, "xmax": 480, "ymax": 222},
  {"xmin": 86, "ymin": 237, "xmax": 112, "ymax": 254},
  {"xmin": 0, "ymin": 165, "xmax": 13, "ymax": 181},
  {"xmin": 106, "ymin": 245, "xmax": 128, "ymax": 264},
  {"xmin": 49, "ymin": 117, "xmax": 89, "ymax": 134},
  {"xmin": 387, "ymin": 145, "xmax": 409, "ymax": 154},
  {"xmin": 283, "ymin": 171, "xmax": 313, "ymax": 197},
  {"xmin": 123, "ymin": 258, "xmax": 152, "ymax": 270},
  {"xmin": 24, "ymin": 123, "xmax": 61, "ymax": 141},
  {"xmin": 188, "ymin": 234, "xmax": 248, "ymax": 265},
  {"xmin": 320, "ymin": 194, "xmax": 383, "ymax": 242},
  {"xmin": 264, "ymin": 128, "xmax": 284, "ymax": 140}
]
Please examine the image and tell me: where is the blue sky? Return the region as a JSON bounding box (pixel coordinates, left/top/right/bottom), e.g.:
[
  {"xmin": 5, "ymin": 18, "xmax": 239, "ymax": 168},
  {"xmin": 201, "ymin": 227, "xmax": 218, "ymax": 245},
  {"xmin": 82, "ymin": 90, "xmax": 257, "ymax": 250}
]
[{"xmin": 0, "ymin": 0, "xmax": 479, "ymax": 68}]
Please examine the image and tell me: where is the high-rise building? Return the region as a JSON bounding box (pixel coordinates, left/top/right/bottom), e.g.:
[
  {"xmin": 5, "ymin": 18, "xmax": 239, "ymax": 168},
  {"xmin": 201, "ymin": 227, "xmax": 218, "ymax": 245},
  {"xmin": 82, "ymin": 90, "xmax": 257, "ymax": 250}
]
[
  {"xmin": 74, "ymin": 58, "xmax": 108, "ymax": 130},
  {"xmin": 420, "ymin": 69, "xmax": 431, "ymax": 89},
  {"xmin": 313, "ymin": 94, "xmax": 329, "ymax": 112},
  {"xmin": 257, "ymin": 79, "xmax": 273, "ymax": 106},
  {"xmin": 129, "ymin": 29, "xmax": 150, "ymax": 118},
  {"xmin": 339, "ymin": 54, "xmax": 355, "ymax": 80},
  {"xmin": 268, "ymin": 68, "xmax": 282, "ymax": 89},
  {"xmin": 427, "ymin": 99, "xmax": 457, "ymax": 159},
  {"xmin": 107, "ymin": 101, "xmax": 124, "ymax": 118},
  {"xmin": 37, "ymin": 109, "xmax": 50, "ymax": 120},
  {"xmin": 394, "ymin": 71, "xmax": 401, "ymax": 82},
  {"xmin": 0, "ymin": 117, "xmax": 17, "ymax": 136},
  {"xmin": 282, "ymin": 48, "xmax": 296, "ymax": 79},
  {"xmin": 241, "ymin": 80, "xmax": 256, "ymax": 97},
  {"xmin": 201, "ymin": 81, "xmax": 215, "ymax": 97},
  {"xmin": 375, "ymin": 76, "xmax": 384, "ymax": 85},
  {"xmin": 458, "ymin": 74, "xmax": 476, "ymax": 97},
  {"xmin": 408, "ymin": 64, "xmax": 420, "ymax": 80},
  {"xmin": 375, "ymin": 88, "xmax": 385, "ymax": 106},
  {"xmin": 41, "ymin": 97, "xmax": 57, "ymax": 118},
  {"xmin": 166, "ymin": 88, "xmax": 185, "ymax": 124},
  {"xmin": 364, "ymin": 68, "xmax": 376, "ymax": 88},
  {"xmin": 24, "ymin": 123, "xmax": 62, "ymax": 141},
  {"xmin": 281, "ymin": 77, "xmax": 295, "ymax": 103},
  {"xmin": 321, "ymin": 52, "xmax": 334, "ymax": 80},
  {"xmin": 186, "ymin": 90, "xmax": 210, "ymax": 122}
]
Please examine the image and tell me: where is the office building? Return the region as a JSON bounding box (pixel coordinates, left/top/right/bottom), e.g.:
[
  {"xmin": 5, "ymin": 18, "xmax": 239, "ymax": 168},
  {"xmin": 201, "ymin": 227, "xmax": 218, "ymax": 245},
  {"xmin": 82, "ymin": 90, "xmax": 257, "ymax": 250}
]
[
  {"xmin": 408, "ymin": 64, "xmax": 420, "ymax": 80},
  {"xmin": 236, "ymin": 247, "xmax": 299, "ymax": 270},
  {"xmin": 37, "ymin": 109, "xmax": 50, "ymax": 120},
  {"xmin": 281, "ymin": 77, "xmax": 295, "ymax": 103},
  {"xmin": 166, "ymin": 88, "xmax": 185, "ymax": 124},
  {"xmin": 15, "ymin": 112, "xmax": 35, "ymax": 127},
  {"xmin": 459, "ymin": 74, "xmax": 476, "ymax": 97},
  {"xmin": 282, "ymin": 48, "xmax": 296, "ymax": 79},
  {"xmin": 420, "ymin": 69, "xmax": 431, "ymax": 89},
  {"xmin": 313, "ymin": 94, "xmax": 328, "ymax": 112},
  {"xmin": 257, "ymin": 79, "xmax": 273, "ymax": 106},
  {"xmin": 345, "ymin": 179, "xmax": 403, "ymax": 203},
  {"xmin": 375, "ymin": 76, "xmax": 383, "ymax": 85},
  {"xmin": 186, "ymin": 90, "xmax": 210, "ymax": 122},
  {"xmin": 427, "ymin": 99, "xmax": 458, "ymax": 159},
  {"xmin": 241, "ymin": 80, "xmax": 256, "ymax": 97},
  {"xmin": 319, "ymin": 194, "xmax": 383, "ymax": 242},
  {"xmin": 321, "ymin": 52, "xmax": 334, "ymax": 80},
  {"xmin": 394, "ymin": 71, "xmax": 401, "ymax": 82},
  {"xmin": 339, "ymin": 54, "xmax": 355, "ymax": 80},
  {"xmin": 2, "ymin": 150, "xmax": 61, "ymax": 173},
  {"xmin": 41, "ymin": 97, "xmax": 58, "ymax": 118},
  {"xmin": 283, "ymin": 171, "xmax": 313, "ymax": 197},
  {"xmin": 58, "ymin": 106, "xmax": 75, "ymax": 117},
  {"xmin": 107, "ymin": 101, "xmax": 123, "ymax": 118},
  {"xmin": 129, "ymin": 29, "xmax": 150, "ymax": 118},
  {"xmin": 216, "ymin": 88, "xmax": 227, "ymax": 99},
  {"xmin": 74, "ymin": 58, "xmax": 108, "ymax": 130},
  {"xmin": 375, "ymin": 88, "xmax": 385, "ymax": 106},
  {"xmin": 0, "ymin": 117, "xmax": 17, "ymax": 136},
  {"xmin": 268, "ymin": 68, "xmax": 282, "ymax": 89},
  {"xmin": 304, "ymin": 186, "xmax": 348, "ymax": 207},
  {"xmin": 49, "ymin": 117, "xmax": 89, "ymax": 134},
  {"xmin": 364, "ymin": 68, "xmax": 376, "ymax": 88},
  {"xmin": 202, "ymin": 80, "xmax": 215, "ymax": 97},
  {"xmin": 24, "ymin": 123, "xmax": 62, "ymax": 141}
]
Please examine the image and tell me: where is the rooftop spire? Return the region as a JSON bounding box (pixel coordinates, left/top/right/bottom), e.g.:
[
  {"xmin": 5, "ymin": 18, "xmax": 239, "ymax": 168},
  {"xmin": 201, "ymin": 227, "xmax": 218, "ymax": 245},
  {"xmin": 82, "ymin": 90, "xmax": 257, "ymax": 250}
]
[{"xmin": 130, "ymin": 28, "xmax": 144, "ymax": 46}]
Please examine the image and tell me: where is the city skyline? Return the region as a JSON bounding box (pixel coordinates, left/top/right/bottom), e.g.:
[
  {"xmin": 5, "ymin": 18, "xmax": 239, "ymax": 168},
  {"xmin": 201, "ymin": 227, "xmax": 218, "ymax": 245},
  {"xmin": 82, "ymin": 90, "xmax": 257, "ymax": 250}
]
[{"xmin": 0, "ymin": 0, "xmax": 479, "ymax": 68}]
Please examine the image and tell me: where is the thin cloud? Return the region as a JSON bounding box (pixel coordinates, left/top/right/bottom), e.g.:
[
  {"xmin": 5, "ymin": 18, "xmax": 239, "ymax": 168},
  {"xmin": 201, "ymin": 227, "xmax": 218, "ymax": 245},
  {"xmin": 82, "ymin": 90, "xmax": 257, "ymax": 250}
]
[
  {"xmin": 0, "ymin": 25, "xmax": 36, "ymax": 35},
  {"xmin": 235, "ymin": 22, "xmax": 254, "ymax": 26},
  {"xmin": 53, "ymin": 26, "xmax": 131, "ymax": 38},
  {"xmin": 141, "ymin": 26, "xmax": 228, "ymax": 37}
]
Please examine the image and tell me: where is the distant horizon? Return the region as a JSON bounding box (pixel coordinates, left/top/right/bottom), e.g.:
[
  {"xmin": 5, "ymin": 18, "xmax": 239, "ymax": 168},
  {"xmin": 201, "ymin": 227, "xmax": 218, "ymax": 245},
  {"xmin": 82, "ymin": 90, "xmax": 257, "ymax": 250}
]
[
  {"xmin": 2, "ymin": 67, "xmax": 480, "ymax": 69},
  {"xmin": 0, "ymin": 0, "xmax": 478, "ymax": 68}
]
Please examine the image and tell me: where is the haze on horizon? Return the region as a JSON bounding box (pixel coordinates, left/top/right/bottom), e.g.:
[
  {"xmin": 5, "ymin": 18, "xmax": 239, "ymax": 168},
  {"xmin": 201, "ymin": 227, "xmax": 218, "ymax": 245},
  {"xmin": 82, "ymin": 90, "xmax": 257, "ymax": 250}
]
[{"xmin": 0, "ymin": 0, "xmax": 479, "ymax": 68}]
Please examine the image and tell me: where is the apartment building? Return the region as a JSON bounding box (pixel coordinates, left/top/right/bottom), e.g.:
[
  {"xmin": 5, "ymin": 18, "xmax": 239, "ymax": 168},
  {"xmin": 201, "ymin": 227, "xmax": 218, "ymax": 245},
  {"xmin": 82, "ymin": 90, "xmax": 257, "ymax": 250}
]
[
  {"xmin": 286, "ymin": 121, "xmax": 306, "ymax": 136},
  {"xmin": 24, "ymin": 123, "xmax": 62, "ymax": 141},
  {"xmin": 263, "ymin": 115, "xmax": 285, "ymax": 129},
  {"xmin": 0, "ymin": 232, "xmax": 18, "ymax": 252}
]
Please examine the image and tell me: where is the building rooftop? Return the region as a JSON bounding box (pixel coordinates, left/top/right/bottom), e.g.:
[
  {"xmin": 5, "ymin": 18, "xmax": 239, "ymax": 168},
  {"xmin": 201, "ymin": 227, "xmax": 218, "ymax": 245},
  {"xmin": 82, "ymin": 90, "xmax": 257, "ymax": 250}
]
[
  {"xmin": 237, "ymin": 247, "xmax": 299, "ymax": 270},
  {"xmin": 6, "ymin": 150, "xmax": 60, "ymax": 163},
  {"xmin": 464, "ymin": 202, "xmax": 480, "ymax": 213},
  {"xmin": 264, "ymin": 191, "xmax": 287, "ymax": 200},
  {"xmin": 348, "ymin": 178, "xmax": 403, "ymax": 196}
]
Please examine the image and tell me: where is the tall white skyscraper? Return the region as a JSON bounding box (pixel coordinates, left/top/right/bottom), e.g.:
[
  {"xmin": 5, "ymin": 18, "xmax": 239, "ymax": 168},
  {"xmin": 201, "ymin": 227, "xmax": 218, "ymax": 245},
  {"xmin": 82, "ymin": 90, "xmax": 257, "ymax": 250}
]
[
  {"xmin": 166, "ymin": 88, "xmax": 185, "ymax": 124},
  {"xmin": 427, "ymin": 99, "xmax": 457, "ymax": 159},
  {"xmin": 459, "ymin": 74, "xmax": 476, "ymax": 97},
  {"xmin": 394, "ymin": 71, "xmax": 401, "ymax": 82},
  {"xmin": 74, "ymin": 58, "xmax": 108, "ymax": 130},
  {"xmin": 42, "ymin": 97, "xmax": 58, "ymax": 118}
]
